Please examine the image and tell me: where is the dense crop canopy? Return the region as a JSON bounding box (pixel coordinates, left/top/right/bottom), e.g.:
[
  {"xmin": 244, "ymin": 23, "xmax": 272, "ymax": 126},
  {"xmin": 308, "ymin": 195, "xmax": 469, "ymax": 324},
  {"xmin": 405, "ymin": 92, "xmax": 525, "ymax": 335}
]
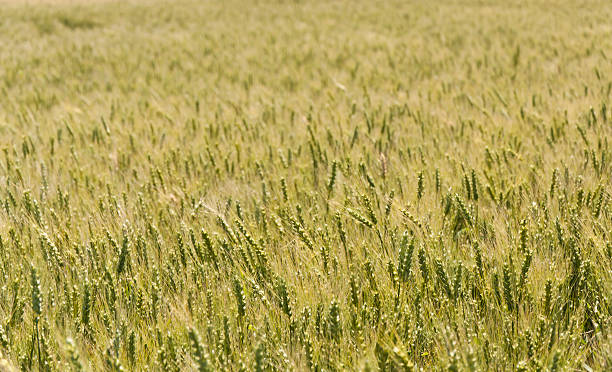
[{"xmin": 0, "ymin": 0, "xmax": 610, "ymax": 370}]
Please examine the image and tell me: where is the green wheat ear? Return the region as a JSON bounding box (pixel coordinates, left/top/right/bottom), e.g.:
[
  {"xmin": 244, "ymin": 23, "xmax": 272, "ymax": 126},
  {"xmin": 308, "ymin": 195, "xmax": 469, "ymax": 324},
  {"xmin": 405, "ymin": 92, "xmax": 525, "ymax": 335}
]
[
  {"xmin": 417, "ymin": 171, "xmax": 424, "ymax": 200},
  {"xmin": 233, "ymin": 278, "xmax": 247, "ymax": 320},
  {"xmin": 188, "ymin": 328, "xmax": 212, "ymax": 372},
  {"xmin": 327, "ymin": 160, "xmax": 338, "ymax": 195},
  {"xmin": 30, "ymin": 265, "xmax": 42, "ymax": 323}
]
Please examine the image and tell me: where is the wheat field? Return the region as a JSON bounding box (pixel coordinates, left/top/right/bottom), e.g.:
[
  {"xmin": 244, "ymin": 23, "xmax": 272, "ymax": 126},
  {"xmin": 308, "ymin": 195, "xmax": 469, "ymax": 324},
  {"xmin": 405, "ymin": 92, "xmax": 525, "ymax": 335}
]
[{"xmin": 0, "ymin": 0, "xmax": 610, "ymax": 370}]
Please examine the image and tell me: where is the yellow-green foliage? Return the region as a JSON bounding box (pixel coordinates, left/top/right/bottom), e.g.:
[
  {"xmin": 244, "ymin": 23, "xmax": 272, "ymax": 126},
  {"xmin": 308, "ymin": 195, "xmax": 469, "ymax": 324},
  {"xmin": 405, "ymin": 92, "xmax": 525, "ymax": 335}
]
[{"xmin": 0, "ymin": 0, "xmax": 611, "ymax": 370}]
